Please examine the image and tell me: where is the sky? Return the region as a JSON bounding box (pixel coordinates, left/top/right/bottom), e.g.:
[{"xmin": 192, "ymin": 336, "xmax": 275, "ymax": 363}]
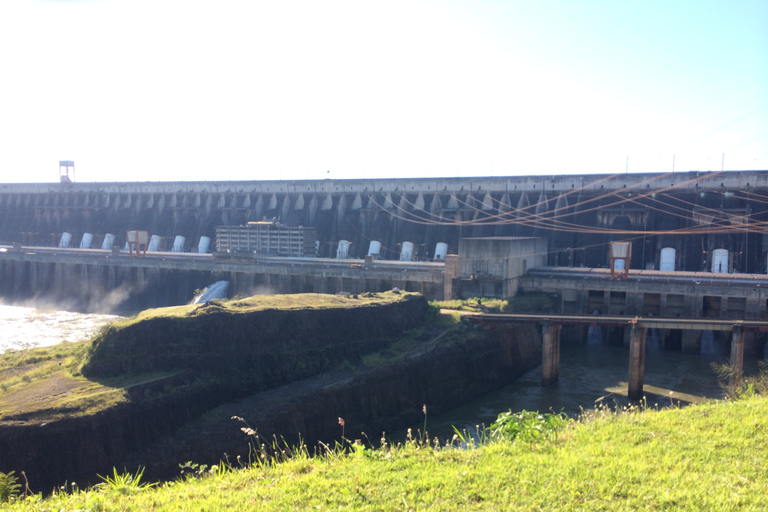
[{"xmin": 1, "ymin": 0, "xmax": 766, "ymax": 184}]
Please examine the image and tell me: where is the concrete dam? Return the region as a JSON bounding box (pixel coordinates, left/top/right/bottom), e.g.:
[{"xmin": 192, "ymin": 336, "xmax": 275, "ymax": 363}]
[
  {"xmin": 2, "ymin": 170, "xmax": 767, "ymax": 269},
  {"xmin": 2, "ymin": 170, "xmax": 768, "ymax": 312}
]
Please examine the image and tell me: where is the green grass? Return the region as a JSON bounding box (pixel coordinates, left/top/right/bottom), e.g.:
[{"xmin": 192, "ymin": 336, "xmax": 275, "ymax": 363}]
[
  {"xmin": 111, "ymin": 291, "xmax": 416, "ymax": 330},
  {"xmin": 433, "ymin": 292, "xmax": 557, "ymax": 315},
  {"xmin": 360, "ymin": 305, "xmax": 459, "ymax": 368},
  {"xmin": 4, "ymin": 395, "xmax": 767, "ymax": 510}
]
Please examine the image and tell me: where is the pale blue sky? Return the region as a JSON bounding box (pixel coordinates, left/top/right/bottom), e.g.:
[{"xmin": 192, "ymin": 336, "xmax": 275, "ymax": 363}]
[{"xmin": 1, "ymin": 0, "xmax": 766, "ymax": 183}]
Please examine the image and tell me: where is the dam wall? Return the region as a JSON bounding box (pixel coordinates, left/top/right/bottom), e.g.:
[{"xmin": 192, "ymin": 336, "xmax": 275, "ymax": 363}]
[
  {"xmin": 0, "ymin": 252, "xmax": 445, "ymax": 311},
  {"xmin": 2, "ymin": 171, "xmax": 767, "ymax": 271}
]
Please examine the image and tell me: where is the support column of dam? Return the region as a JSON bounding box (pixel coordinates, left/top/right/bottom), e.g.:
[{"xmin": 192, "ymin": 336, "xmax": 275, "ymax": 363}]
[
  {"xmin": 682, "ymin": 295, "xmax": 703, "ymax": 354},
  {"xmin": 729, "ymin": 325, "xmax": 745, "ymax": 388},
  {"xmin": 13, "ymin": 259, "xmax": 26, "ymax": 297},
  {"xmin": 541, "ymin": 322, "xmax": 562, "ymax": 386},
  {"xmin": 628, "ymin": 324, "xmax": 647, "ymax": 400},
  {"xmin": 444, "ymin": 255, "xmax": 458, "ymax": 300}
]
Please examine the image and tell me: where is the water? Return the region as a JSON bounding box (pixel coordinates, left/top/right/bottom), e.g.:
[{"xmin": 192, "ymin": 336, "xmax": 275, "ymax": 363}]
[
  {"xmin": 423, "ymin": 342, "xmax": 745, "ymax": 442},
  {"xmin": 645, "ymin": 328, "xmax": 661, "ymax": 351},
  {"xmin": 700, "ymin": 330, "xmax": 721, "ymax": 356},
  {"xmin": 0, "ymin": 304, "xmax": 121, "ymax": 353},
  {"xmin": 586, "ymin": 309, "xmax": 602, "ymax": 345}
]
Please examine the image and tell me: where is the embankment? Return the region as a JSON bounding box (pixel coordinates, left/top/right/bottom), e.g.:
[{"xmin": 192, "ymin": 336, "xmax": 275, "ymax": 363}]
[
  {"xmin": 124, "ymin": 320, "xmax": 542, "ymax": 483},
  {"xmin": 0, "ymin": 295, "xmax": 541, "ymax": 492}
]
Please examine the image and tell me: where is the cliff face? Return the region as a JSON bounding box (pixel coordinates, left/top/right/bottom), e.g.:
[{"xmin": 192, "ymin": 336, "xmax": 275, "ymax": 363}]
[
  {"xmin": 125, "ymin": 321, "xmax": 543, "ymax": 483},
  {"xmin": 83, "ymin": 295, "xmax": 429, "ymax": 380}
]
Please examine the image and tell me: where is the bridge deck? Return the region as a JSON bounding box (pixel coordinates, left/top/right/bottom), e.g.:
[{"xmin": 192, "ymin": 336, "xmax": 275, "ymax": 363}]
[{"xmin": 464, "ymin": 312, "xmax": 768, "ymax": 331}]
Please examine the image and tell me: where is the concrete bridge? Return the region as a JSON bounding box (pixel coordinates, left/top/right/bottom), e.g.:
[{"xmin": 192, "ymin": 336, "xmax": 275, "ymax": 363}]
[{"xmin": 467, "ymin": 312, "xmax": 768, "ymax": 399}]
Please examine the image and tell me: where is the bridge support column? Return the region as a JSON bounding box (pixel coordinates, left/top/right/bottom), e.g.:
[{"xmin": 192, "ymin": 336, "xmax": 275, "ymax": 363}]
[
  {"xmin": 444, "ymin": 255, "xmax": 458, "ymax": 300},
  {"xmin": 729, "ymin": 325, "xmax": 745, "ymax": 388},
  {"xmin": 628, "ymin": 324, "xmax": 647, "ymax": 400},
  {"xmin": 541, "ymin": 322, "xmax": 561, "ymax": 386}
]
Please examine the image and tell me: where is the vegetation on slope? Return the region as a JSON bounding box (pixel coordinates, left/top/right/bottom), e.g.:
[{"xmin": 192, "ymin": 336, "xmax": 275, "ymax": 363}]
[
  {"xmin": 2, "ymin": 392, "xmax": 767, "ymax": 511},
  {"xmin": 109, "ymin": 291, "xmax": 418, "ymax": 330},
  {"xmin": 434, "ymin": 291, "xmax": 558, "ymax": 315}
]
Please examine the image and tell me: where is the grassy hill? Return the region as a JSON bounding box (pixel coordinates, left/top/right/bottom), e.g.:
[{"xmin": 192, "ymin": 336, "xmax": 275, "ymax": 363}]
[{"xmin": 2, "ymin": 393, "xmax": 767, "ymax": 511}]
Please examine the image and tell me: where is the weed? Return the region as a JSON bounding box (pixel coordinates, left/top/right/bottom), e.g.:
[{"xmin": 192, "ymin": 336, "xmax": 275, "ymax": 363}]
[
  {"xmin": 712, "ymin": 360, "xmax": 768, "ymax": 399},
  {"xmin": 490, "ymin": 410, "xmax": 569, "ymax": 443},
  {"xmin": 96, "ymin": 467, "xmax": 154, "ymax": 495},
  {"xmin": 0, "ymin": 471, "xmax": 20, "ymax": 502}
]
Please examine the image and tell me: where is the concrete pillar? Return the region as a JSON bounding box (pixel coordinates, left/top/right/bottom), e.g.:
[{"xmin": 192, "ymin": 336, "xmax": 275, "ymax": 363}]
[
  {"xmin": 578, "ymin": 289, "xmax": 588, "ymax": 314},
  {"xmin": 13, "ymin": 261, "xmax": 25, "ymax": 296},
  {"xmin": 682, "ymin": 295, "xmax": 703, "ymax": 354},
  {"xmin": 628, "ymin": 324, "xmax": 647, "ymax": 400},
  {"xmin": 729, "ymin": 325, "xmax": 745, "ymax": 388},
  {"xmin": 444, "ymin": 254, "xmax": 458, "ymax": 300},
  {"xmin": 542, "ymin": 322, "xmax": 562, "ymax": 386},
  {"xmin": 30, "ymin": 262, "xmax": 39, "ymax": 292},
  {"xmin": 53, "ymin": 263, "xmax": 65, "ymax": 301},
  {"xmin": 682, "ymin": 330, "xmax": 702, "ymax": 354},
  {"xmin": 719, "ymin": 297, "xmax": 729, "ymax": 318},
  {"xmin": 745, "ymin": 297, "xmax": 764, "ymax": 319},
  {"xmin": 108, "ymin": 266, "xmax": 117, "ymax": 291},
  {"xmin": 626, "ymin": 292, "xmax": 643, "ymax": 315}
]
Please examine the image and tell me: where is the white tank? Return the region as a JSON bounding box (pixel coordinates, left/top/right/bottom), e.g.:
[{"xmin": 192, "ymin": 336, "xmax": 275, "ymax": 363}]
[
  {"xmin": 400, "ymin": 241, "xmax": 414, "ymax": 261},
  {"xmin": 101, "ymin": 233, "xmax": 115, "ymax": 250},
  {"xmin": 79, "ymin": 233, "xmax": 93, "ymax": 249},
  {"xmin": 434, "ymin": 242, "xmax": 448, "ymax": 260},
  {"xmin": 172, "ymin": 235, "xmax": 186, "ymax": 252},
  {"xmin": 58, "ymin": 232, "xmax": 72, "ymax": 248},
  {"xmin": 147, "ymin": 235, "xmax": 161, "ymax": 252},
  {"xmin": 613, "ymin": 259, "xmax": 625, "ymax": 271},
  {"xmin": 712, "ymin": 249, "xmax": 728, "ymax": 273},
  {"xmin": 367, "ymin": 240, "xmax": 381, "ymax": 257},
  {"xmin": 336, "ymin": 240, "xmax": 350, "ymax": 259},
  {"xmin": 659, "ymin": 247, "xmax": 676, "ymax": 271},
  {"xmin": 198, "ymin": 236, "xmax": 211, "ymax": 254}
]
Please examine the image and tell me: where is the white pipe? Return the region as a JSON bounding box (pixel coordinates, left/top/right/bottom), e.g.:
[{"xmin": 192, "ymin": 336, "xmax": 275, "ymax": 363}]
[
  {"xmin": 79, "ymin": 233, "xmax": 93, "ymax": 249},
  {"xmin": 101, "ymin": 233, "xmax": 115, "ymax": 250},
  {"xmin": 172, "ymin": 235, "xmax": 186, "ymax": 252},
  {"xmin": 58, "ymin": 232, "xmax": 72, "ymax": 248}
]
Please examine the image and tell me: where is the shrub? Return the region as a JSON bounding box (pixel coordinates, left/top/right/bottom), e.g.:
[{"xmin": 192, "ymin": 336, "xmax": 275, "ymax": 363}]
[
  {"xmin": 489, "ymin": 409, "xmax": 569, "ymax": 443},
  {"xmin": 0, "ymin": 471, "xmax": 20, "ymax": 502}
]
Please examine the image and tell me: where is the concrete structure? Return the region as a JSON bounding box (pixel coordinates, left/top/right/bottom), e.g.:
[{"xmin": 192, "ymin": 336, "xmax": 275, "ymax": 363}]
[
  {"xmin": 455, "ymin": 237, "xmax": 548, "ymax": 298},
  {"xmin": 0, "ymin": 246, "xmax": 446, "ymax": 311},
  {"xmin": 471, "ymin": 312, "xmax": 768, "ymax": 399},
  {"xmin": 522, "ymin": 267, "xmax": 768, "ymax": 354},
  {"xmin": 2, "ymin": 170, "xmax": 768, "ymax": 272}
]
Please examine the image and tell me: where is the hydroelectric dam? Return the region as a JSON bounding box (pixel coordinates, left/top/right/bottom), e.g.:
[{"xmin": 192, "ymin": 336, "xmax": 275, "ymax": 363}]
[{"xmin": 2, "ymin": 170, "xmax": 768, "ymax": 354}]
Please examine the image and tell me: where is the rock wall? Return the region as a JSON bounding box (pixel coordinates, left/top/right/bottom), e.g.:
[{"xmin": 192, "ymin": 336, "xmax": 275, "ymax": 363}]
[
  {"xmin": 124, "ymin": 322, "xmax": 543, "ymax": 484},
  {"xmin": 82, "ymin": 295, "xmax": 428, "ymax": 379},
  {"xmin": 0, "ymin": 295, "xmax": 428, "ymax": 491}
]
